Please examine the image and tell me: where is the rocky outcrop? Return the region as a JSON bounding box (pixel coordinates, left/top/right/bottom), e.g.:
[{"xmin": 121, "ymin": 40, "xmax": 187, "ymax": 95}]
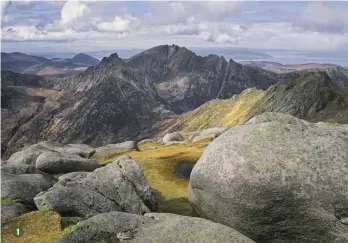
[
  {"xmin": 59, "ymin": 211, "xmax": 255, "ymax": 243},
  {"xmin": 91, "ymin": 141, "xmax": 138, "ymax": 159},
  {"xmin": 189, "ymin": 114, "xmax": 348, "ymax": 243},
  {"xmin": 163, "ymin": 132, "xmax": 184, "ymax": 143},
  {"xmin": 34, "ymin": 155, "xmax": 158, "ymax": 218},
  {"xmin": 5, "ymin": 142, "xmax": 99, "ymax": 174},
  {"xmin": 1, "ymin": 171, "xmax": 55, "ymax": 225}
]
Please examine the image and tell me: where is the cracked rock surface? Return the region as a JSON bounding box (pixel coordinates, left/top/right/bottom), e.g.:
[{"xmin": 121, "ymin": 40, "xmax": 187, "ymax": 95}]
[{"xmin": 34, "ymin": 155, "xmax": 158, "ymax": 219}]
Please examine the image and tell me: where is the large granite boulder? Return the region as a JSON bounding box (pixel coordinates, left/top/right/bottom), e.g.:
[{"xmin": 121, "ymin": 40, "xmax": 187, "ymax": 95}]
[
  {"xmin": 59, "ymin": 211, "xmax": 255, "ymax": 243},
  {"xmin": 1, "ymin": 171, "xmax": 55, "ymax": 225},
  {"xmin": 189, "ymin": 114, "xmax": 348, "ymax": 243},
  {"xmin": 91, "ymin": 141, "xmax": 138, "ymax": 159},
  {"xmin": 5, "ymin": 142, "xmax": 99, "ymax": 174},
  {"xmin": 163, "ymin": 132, "xmax": 184, "ymax": 143},
  {"xmin": 34, "ymin": 155, "xmax": 158, "ymax": 219}
]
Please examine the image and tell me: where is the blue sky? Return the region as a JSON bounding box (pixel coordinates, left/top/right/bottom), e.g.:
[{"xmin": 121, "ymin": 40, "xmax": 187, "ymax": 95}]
[{"xmin": 1, "ymin": 1, "xmax": 348, "ymax": 53}]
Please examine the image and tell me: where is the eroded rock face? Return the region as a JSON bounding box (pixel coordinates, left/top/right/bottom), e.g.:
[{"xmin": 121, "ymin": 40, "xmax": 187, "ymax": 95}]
[
  {"xmin": 91, "ymin": 141, "xmax": 138, "ymax": 159},
  {"xmin": 34, "ymin": 155, "xmax": 158, "ymax": 219},
  {"xmin": 59, "ymin": 211, "xmax": 255, "ymax": 243},
  {"xmin": 5, "ymin": 142, "xmax": 99, "ymax": 174},
  {"xmin": 163, "ymin": 132, "xmax": 184, "ymax": 143},
  {"xmin": 189, "ymin": 114, "xmax": 348, "ymax": 243}
]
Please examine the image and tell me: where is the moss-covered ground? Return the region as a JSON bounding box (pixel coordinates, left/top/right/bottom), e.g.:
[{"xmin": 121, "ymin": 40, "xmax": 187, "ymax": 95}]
[
  {"xmin": 99, "ymin": 138, "xmax": 212, "ymax": 216},
  {"xmin": 1, "ymin": 210, "xmax": 76, "ymax": 243}
]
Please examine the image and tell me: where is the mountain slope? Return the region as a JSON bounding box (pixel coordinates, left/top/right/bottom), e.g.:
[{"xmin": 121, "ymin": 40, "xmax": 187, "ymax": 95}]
[
  {"xmin": 2, "ymin": 45, "xmax": 347, "ymax": 157},
  {"xmin": 1, "ymin": 71, "xmax": 59, "ymax": 155},
  {"xmin": 126, "ymin": 45, "xmax": 300, "ymax": 111},
  {"xmin": 172, "ymin": 71, "xmax": 348, "ymax": 132},
  {"xmin": 242, "ymin": 60, "xmax": 348, "ymax": 87},
  {"xmin": 1, "ymin": 52, "xmax": 49, "ymax": 73}
]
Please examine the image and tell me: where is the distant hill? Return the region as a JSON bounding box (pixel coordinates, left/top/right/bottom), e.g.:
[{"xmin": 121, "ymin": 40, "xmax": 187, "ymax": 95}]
[{"xmin": 1, "ymin": 52, "xmax": 100, "ymax": 78}]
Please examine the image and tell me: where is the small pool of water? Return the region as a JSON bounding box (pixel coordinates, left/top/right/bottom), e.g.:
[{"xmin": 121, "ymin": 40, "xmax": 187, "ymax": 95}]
[{"xmin": 174, "ymin": 163, "xmax": 195, "ymax": 179}]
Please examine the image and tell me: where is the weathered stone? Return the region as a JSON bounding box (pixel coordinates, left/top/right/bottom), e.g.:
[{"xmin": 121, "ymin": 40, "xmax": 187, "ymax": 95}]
[
  {"xmin": 189, "ymin": 115, "xmax": 348, "ymax": 243},
  {"xmin": 1, "ymin": 203, "xmax": 29, "ymax": 226},
  {"xmin": 59, "ymin": 212, "xmax": 255, "ymax": 243},
  {"xmin": 36, "ymin": 151, "xmax": 100, "ymax": 174},
  {"xmin": 91, "ymin": 141, "xmax": 138, "ymax": 159},
  {"xmin": 189, "ymin": 127, "xmax": 228, "ymax": 142},
  {"xmin": 1, "ymin": 171, "xmax": 55, "ymax": 224},
  {"xmin": 34, "ymin": 155, "xmax": 157, "ymax": 219},
  {"xmin": 163, "ymin": 132, "xmax": 184, "ymax": 143},
  {"xmin": 5, "ymin": 142, "xmax": 99, "ymax": 174}
]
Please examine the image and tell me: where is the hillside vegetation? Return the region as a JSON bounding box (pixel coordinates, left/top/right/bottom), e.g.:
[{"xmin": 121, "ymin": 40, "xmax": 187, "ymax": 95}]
[{"xmin": 173, "ymin": 72, "xmax": 348, "ymax": 132}]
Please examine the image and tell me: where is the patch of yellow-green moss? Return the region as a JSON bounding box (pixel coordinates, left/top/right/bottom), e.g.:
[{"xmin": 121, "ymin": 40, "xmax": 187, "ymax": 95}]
[
  {"xmin": 1, "ymin": 196, "xmax": 17, "ymax": 206},
  {"xmin": 176, "ymin": 88, "xmax": 265, "ymax": 132},
  {"xmin": 138, "ymin": 140, "xmax": 161, "ymax": 150},
  {"xmin": 1, "ymin": 209, "xmax": 76, "ymax": 243},
  {"xmin": 99, "ymin": 140, "xmax": 212, "ymax": 216}
]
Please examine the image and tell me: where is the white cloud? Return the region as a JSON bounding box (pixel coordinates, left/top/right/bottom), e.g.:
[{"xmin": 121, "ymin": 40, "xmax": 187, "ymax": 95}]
[
  {"xmin": 61, "ymin": 0, "xmax": 91, "ymax": 24},
  {"xmin": 97, "ymin": 15, "xmax": 139, "ymax": 32},
  {"xmin": 295, "ymin": 2, "xmax": 348, "ymax": 34},
  {"xmin": 1, "ymin": 0, "xmax": 11, "ymax": 22}
]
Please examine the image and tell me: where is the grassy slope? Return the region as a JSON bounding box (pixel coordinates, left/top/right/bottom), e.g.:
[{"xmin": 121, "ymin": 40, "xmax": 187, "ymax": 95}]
[
  {"xmin": 99, "ymin": 138, "xmax": 212, "ymax": 216},
  {"xmin": 2, "ymin": 210, "xmax": 76, "ymax": 243},
  {"xmin": 174, "ymin": 88, "xmax": 265, "ymax": 132}
]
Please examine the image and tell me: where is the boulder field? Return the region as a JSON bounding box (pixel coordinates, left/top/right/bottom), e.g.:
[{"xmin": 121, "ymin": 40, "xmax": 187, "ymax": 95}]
[{"xmin": 189, "ymin": 113, "xmax": 348, "ymax": 243}]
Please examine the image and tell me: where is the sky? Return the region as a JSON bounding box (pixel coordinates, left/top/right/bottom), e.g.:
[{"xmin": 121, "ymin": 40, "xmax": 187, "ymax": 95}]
[{"xmin": 1, "ymin": 1, "xmax": 348, "ymax": 54}]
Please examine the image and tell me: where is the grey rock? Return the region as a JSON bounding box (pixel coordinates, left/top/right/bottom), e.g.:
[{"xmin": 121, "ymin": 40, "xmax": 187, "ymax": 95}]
[
  {"xmin": 138, "ymin": 139, "xmax": 156, "ymax": 145},
  {"xmin": 59, "ymin": 211, "xmax": 255, "ymax": 243},
  {"xmin": 163, "ymin": 132, "xmax": 184, "ymax": 143},
  {"xmin": 5, "ymin": 142, "xmax": 99, "ymax": 174},
  {"xmin": 1, "ymin": 203, "xmax": 29, "ymax": 226},
  {"xmin": 34, "ymin": 155, "xmax": 157, "ymax": 219},
  {"xmin": 1, "ymin": 171, "xmax": 55, "ymax": 224},
  {"xmin": 189, "ymin": 127, "xmax": 228, "ymax": 142},
  {"xmin": 163, "ymin": 141, "xmax": 185, "ymax": 146},
  {"xmin": 36, "ymin": 151, "xmax": 100, "ymax": 174},
  {"xmin": 189, "ymin": 116, "xmax": 348, "ymax": 243},
  {"xmin": 91, "ymin": 141, "xmax": 138, "ymax": 159},
  {"xmin": 246, "ymin": 112, "xmax": 311, "ymax": 126}
]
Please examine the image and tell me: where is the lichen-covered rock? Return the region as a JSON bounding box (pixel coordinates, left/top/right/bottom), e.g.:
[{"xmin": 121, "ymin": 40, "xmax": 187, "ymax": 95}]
[
  {"xmin": 163, "ymin": 132, "xmax": 184, "ymax": 143},
  {"xmin": 189, "ymin": 115, "xmax": 348, "ymax": 243},
  {"xmin": 1, "ymin": 203, "xmax": 29, "ymax": 226},
  {"xmin": 59, "ymin": 212, "xmax": 255, "ymax": 243},
  {"xmin": 34, "ymin": 155, "xmax": 157, "ymax": 219},
  {"xmin": 91, "ymin": 141, "xmax": 138, "ymax": 159},
  {"xmin": 36, "ymin": 151, "xmax": 100, "ymax": 174},
  {"xmin": 1, "ymin": 171, "xmax": 55, "ymax": 224}
]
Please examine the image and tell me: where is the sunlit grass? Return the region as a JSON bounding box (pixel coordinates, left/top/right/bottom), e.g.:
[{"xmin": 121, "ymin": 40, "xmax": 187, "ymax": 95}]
[
  {"xmin": 2, "ymin": 210, "xmax": 77, "ymax": 243},
  {"xmin": 99, "ymin": 139, "xmax": 211, "ymax": 216}
]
